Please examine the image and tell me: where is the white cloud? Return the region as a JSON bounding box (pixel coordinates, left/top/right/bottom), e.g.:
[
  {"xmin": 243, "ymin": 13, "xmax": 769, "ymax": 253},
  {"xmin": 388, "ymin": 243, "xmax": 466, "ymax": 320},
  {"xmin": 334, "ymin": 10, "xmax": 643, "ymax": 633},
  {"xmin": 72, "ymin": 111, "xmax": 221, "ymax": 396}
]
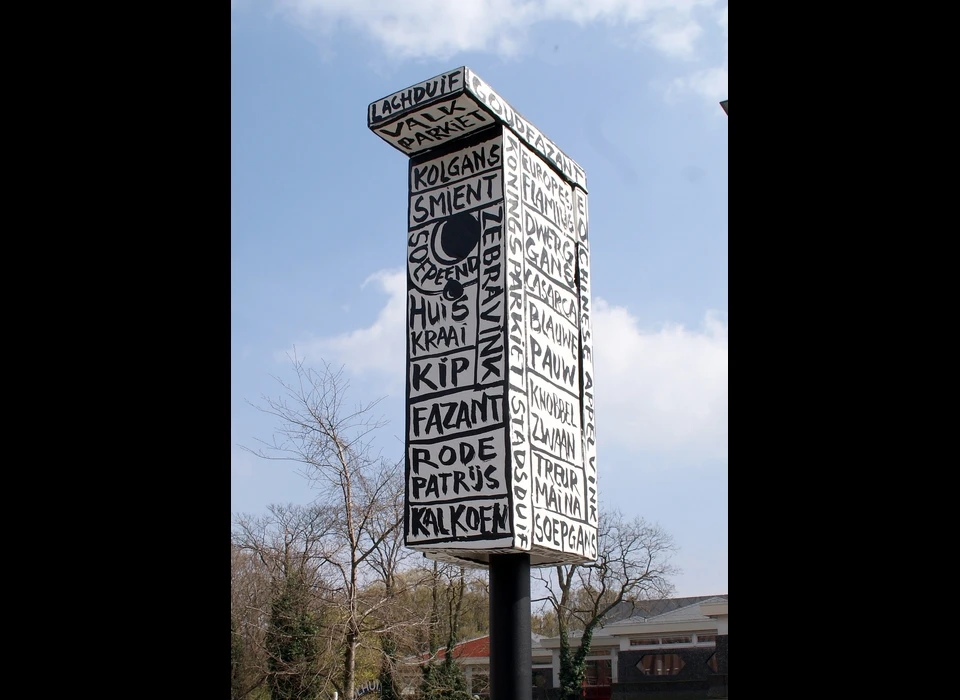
[
  {"xmin": 668, "ymin": 4, "xmax": 727, "ymax": 104},
  {"xmin": 285, "ymin": 268, "xmax": 727, "ymax": 459},
  {"xmin": 645, "ymin": 20, "xmax": 704, "ymax": 59},
  {"xmin": 281, "ymin": 269, "xmax": 407, "ymax": 389},
  {"xmin": 270, "ymin": 0, "xmax": 718, "ymax": 61},
  {"xmin": 669, "ymin": 65, "xmax": 728, "ymax": 102},
  {"xmin": 593, "ymin": 301, "xmax": 727, "ymax": 457}
]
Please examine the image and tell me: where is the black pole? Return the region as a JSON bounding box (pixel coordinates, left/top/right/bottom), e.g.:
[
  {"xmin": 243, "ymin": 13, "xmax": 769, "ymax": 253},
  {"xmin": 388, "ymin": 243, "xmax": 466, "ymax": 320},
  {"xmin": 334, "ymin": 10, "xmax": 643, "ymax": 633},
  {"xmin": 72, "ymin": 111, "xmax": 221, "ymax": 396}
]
[{"xmin": 489, "ymin": 553, "xmax": 531, "ymax": 700}]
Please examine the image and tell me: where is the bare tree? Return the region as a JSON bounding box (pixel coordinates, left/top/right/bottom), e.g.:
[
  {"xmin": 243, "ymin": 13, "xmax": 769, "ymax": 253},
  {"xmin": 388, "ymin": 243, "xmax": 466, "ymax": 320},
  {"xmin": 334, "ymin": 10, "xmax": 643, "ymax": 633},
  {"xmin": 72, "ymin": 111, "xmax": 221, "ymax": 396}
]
[
  {"xmin": 363, "ymin": 468, "xmax": 425, "ymax": 700},
  {"xmin": 232, "ymin": 541, "xmax": 273, "ymax": 699},
  {"xmin": 419, "ymin": 562, "xmax": 473, "ymax": 700},
  {"xmin": 243, "ymin": 356, "xmax": 407, "ymax": 700},
  {"xmin": 533, "ymin": 508, "xmax": 679, "ymax": 700},
  {"xmin": 232, "ymin": 503, "xmax": 341, "ymax": 700}
]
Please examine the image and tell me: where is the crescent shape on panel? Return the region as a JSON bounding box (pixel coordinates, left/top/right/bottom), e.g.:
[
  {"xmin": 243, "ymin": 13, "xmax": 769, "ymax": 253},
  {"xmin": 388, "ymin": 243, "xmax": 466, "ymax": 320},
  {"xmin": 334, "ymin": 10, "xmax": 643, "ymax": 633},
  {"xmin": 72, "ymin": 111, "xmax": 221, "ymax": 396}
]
[{"xmin": 431, "ymin": 211, "xmax": 481, "ymax": 265}]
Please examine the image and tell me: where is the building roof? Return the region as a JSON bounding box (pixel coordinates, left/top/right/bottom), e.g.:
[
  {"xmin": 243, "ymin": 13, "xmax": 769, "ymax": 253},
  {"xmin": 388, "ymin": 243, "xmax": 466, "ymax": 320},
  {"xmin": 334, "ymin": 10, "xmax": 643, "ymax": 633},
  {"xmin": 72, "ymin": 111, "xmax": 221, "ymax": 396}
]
[
  {"xmin": 639, "ymin": 596, "xmax": 727, "ymax": 624},
  {"xmin": 604, "ymin": 595, "xmax": 727, "ymax": 627},
  {"xmin": 605, "ymin": 595, "xmax": 728, "ymax": 627},
  {"xmin": 447, "ymin": 636, "xmax": 489, "ymax": 660},
  {"xmin": 427, "ymin": 632, "xmax": 548, "ymax": 661},
  {"xmin": 422, "ymin": 596, "xmax": 730, "ymax": 657},
  {"xmin": 535, "ymin": 595, "xmax": 728, "ymax": 649}
]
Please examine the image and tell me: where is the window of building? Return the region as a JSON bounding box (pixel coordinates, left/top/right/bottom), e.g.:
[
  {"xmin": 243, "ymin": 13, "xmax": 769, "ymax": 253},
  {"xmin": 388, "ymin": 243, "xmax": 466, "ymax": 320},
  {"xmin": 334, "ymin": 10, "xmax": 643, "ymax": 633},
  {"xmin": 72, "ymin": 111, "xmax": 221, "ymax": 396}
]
[
  {"xmin": 630, "ymin": 638, "xmax": 660, "ymax": 646},
  {"xmin": 637, "ymin": 654, "xmax": 685, "ymax": 676},
  {"xmin": 532, "ymin": 669, "xmax": 550, "ymax": 689},
  {"xmin": 697, "ymin": 634, "xmax": 716, "ymax": 644},
  {"xmin": 661, "ymin": 636, "xmax": 692, "ymax": 645},
  {"xmin": 582, "ymin": 659, "xmax": 612, "ymax": 686},
  {"xmin": 706, "ymin": 652, "xmax": 719, "ymax": 673},
  {"xmin": 470, "ymin": 672, "xmax": 489, "ymax": 695}
]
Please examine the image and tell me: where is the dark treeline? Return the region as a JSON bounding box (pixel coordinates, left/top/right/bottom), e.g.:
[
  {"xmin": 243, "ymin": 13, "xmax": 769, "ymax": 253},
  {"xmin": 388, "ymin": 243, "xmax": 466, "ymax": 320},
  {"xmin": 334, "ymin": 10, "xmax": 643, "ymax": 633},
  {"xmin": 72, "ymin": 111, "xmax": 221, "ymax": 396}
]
[{"xmin": 231, "ymin": 519, "xmax": 490, "ymax": 700}]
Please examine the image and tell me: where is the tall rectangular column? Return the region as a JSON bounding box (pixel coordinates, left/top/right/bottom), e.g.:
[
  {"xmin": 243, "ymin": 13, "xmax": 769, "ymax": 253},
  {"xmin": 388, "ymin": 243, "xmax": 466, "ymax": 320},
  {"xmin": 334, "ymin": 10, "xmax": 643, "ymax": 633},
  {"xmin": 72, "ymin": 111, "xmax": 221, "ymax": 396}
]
[{"xmin": 369, "ymin": 66, "xmax": 596, "ymax": 570}]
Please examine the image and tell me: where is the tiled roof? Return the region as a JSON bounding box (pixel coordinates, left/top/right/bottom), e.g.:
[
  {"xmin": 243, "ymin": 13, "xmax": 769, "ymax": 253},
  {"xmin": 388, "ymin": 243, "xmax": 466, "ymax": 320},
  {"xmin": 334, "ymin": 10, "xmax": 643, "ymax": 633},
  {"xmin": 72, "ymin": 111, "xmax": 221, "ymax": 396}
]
[
  {"xmin": 449, "ymin": 636, "xmax": 490, "ymax": 659},
  {"xmin": 426, "ymin": 632, "xmax": 548, "ymax": 660},
  {"xmin": 420, "ymin": 635, "xmax": 490, "ymax": 661}
]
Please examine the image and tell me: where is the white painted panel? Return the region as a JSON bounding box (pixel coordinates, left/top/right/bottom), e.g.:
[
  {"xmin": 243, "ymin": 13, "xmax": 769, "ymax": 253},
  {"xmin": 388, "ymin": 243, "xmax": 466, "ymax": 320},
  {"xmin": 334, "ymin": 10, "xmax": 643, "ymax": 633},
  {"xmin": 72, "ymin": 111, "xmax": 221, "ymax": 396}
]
[
  {"xmin": 368, "ymin": 67, "xmax": 466, "ymax": 126},
  {"xmin": 375, "ymin": 93, "xmax": 494, "ymax": 156},
  {"xmin": 464, "ymin": 68, "xmax": 587, "ymax": 190}
]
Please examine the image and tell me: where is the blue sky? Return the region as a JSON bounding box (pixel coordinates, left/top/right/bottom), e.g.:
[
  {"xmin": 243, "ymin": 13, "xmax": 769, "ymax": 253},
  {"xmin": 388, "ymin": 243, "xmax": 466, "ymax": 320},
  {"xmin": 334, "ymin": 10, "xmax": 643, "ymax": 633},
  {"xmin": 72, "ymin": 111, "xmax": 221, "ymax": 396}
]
[{"xmin": 231, "ymin": 0, "xmax": 727, "ymax": 598}]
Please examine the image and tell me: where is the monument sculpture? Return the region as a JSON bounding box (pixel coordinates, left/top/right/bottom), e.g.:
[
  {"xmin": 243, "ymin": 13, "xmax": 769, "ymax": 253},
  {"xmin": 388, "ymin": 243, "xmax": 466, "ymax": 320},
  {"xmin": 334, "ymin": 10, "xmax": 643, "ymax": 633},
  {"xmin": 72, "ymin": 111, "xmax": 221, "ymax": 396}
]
[{"xmin": 368, "ymin": 67, "xmax": 596, "ymax": 699}]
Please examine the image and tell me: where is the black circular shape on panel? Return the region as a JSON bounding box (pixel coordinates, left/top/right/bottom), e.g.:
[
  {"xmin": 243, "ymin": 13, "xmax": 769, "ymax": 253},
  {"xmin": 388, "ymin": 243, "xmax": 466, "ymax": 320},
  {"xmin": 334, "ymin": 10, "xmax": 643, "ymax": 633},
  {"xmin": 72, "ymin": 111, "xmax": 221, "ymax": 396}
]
[
  {"xmin": 443, "ymin": 279, "xmax": 464, "ymax": 300},
  {"xmin": 439, "ymin": 211, "xmax": 481, "ymax": 262}
]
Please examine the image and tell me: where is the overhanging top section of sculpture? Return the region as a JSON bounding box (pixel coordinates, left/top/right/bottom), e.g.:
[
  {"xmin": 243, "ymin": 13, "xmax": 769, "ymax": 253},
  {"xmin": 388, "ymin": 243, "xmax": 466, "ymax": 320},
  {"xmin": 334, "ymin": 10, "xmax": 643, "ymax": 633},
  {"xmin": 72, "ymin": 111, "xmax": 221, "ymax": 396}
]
[{"xmin": 367, "ymin": 66, "xmax": 587, "ymax": 191}]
